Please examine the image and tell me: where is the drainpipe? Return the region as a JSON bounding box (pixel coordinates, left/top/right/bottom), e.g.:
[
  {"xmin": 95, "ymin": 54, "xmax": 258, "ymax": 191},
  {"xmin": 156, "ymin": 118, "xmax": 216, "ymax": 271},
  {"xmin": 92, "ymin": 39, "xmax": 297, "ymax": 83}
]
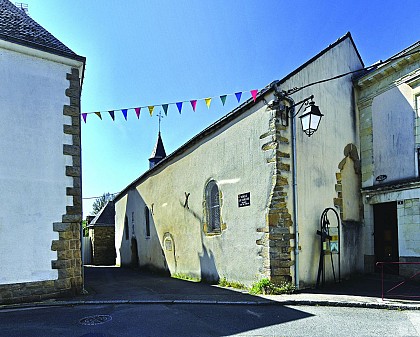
[{"xmin": 290, "ymin": 103, "xmax": 300, "ymax": 290}]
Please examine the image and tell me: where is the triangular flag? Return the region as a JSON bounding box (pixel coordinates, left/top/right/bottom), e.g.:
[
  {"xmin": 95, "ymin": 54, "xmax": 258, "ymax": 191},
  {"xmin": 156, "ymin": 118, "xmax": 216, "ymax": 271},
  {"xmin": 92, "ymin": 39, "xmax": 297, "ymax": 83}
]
[
  {"xmin": 250, "ymin": 89, "xmax": 258, "ymax": 102},
  {"xmin": 135, "ymin": 107, "xmax": 141, "ymax": 119},
  {"xmin": 94, "ymin": 112, "xmax": 102, "ymax": 120},
  {"xmin": 148, "ymin": 106, "xmax": 154, "ymax": 116},
  {"xmin": 205, "ymin": 98, "xmax": 212, "ymax": 109},
  {"xmin": 176, "ymin": 102, "xmax": 183, "ymax": 114},
  {"xmin": 220, "ymin": 95, "xmax": 227, "ymax": 106},
  {"xmin": 122, "ymin": 109, "xmax": 128, "ymax": 121},
  {"xmin": 235, "ymin": 92, "xmax": 242, "ymax": 103},
  {"xmin": 162, "ymin": 104, "xmax": 169, "ymax": 115},
  {"xmin": 190, "ymin": 100, "xmax": 197, "ymax": 112},
  {"xmin": 82, "ymin": 113, "xmax": 87, "ymax": 123},
  {"xmin": 109, "ymin": 110, "xmax": 115, "ymax": 121}
]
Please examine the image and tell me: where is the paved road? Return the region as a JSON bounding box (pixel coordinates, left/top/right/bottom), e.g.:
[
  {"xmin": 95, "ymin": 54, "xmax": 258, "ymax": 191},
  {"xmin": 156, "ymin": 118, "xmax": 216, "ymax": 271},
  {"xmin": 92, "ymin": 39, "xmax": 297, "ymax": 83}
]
[{"xmin": 0, "ymin": 303, "xmax": 419, "ymax": 337}]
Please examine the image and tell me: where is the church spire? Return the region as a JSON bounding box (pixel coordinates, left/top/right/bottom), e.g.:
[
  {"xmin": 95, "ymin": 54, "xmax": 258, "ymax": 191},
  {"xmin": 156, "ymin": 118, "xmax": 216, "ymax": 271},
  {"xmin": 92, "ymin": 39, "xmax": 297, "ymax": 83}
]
[{"xmin": 149, "ymin": 112, "xmax": 167, "ymax": 169}]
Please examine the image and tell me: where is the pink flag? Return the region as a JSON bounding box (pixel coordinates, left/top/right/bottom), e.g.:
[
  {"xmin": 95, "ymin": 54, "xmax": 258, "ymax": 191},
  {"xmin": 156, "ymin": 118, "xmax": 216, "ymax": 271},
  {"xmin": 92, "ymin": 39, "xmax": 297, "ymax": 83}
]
[
  {"xmin": 82, "ymin": 113, "xmax": 87, "ymax": 123},
  {"xmin": 135, "ymin": 107, "xmax": 141, "ymax": 119},
  {"xmin": 190, "ymin": 100, "xmax": 197, "ymax": 112},
  {"xmin": 250, "ymin": 89, "xmax": 258, "ymax": 102}
]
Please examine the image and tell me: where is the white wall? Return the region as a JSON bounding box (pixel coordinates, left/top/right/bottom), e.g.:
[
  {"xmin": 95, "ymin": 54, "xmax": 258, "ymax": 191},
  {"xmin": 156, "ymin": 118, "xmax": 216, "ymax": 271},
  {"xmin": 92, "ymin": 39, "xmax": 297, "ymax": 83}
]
[
  {"xmin": 372, "ymin": 85, "xmax": 416, "ymax": 183},
  {"xmin": 116, "ymin": 99, "xmax": 276, "ymax": 285},
  {"xmin": 280, "ymin": 37, "xmax": 364, "ymax": 286},
  {"xmin": 0, "ymin": 46, "xmax": 73, "ymax": 284}
]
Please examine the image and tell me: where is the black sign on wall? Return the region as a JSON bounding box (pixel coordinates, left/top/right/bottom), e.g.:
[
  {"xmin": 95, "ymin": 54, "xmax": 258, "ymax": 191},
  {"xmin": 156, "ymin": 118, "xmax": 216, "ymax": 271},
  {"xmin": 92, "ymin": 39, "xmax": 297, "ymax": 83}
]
[{"xmin": 238, "ymin": 192, "xmax": 251, "ymax": 207}]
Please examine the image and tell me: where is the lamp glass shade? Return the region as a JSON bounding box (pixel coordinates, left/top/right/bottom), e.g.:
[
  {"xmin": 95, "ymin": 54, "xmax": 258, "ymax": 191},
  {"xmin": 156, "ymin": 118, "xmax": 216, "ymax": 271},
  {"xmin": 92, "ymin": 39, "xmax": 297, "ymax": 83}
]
[{"xmin": 299, "ymin": 102, "xmax": 323, "ymax": 137}]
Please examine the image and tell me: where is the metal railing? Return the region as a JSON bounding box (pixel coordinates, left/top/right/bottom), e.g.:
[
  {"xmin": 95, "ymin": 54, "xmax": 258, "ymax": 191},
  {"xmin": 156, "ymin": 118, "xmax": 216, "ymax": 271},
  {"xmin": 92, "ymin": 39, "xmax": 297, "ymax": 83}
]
[{"xmin": 376, "ymin": 262, "xmax": 420, "ymax": 301}]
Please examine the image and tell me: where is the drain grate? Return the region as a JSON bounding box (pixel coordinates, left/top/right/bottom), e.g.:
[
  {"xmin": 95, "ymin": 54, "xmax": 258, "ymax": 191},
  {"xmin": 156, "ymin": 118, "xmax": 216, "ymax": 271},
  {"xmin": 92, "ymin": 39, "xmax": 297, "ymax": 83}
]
[{"xmin": 79, "ymin": 314, "xmax": 112, "ymax": 326}]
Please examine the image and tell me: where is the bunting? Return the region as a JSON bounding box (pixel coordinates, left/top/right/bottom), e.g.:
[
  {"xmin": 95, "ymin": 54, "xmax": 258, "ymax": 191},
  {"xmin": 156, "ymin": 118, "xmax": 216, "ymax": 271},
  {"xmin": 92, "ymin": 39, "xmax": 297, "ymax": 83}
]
[
  {"xmin": 190, "ymin": 100, "xmax": 197, "ymax": 112},
  {"xmin": 235, "ymin": 92, "xmax": 242, "ymax": 103},
  {"xmin": 80, "ymin": 88, "xmax": 261, "ymax": 123},
  {"xmin": 135, "ymin": 107, "xmax": 141, "ymax": 119},
  {"xmin": 176, "ymin": 102, "xmax": 183, "ymax": 114},
  {"xmin": 205, "ymin": 98, "xmax": 212, "ymax": 109},
  {"xmin": 122, "ymin": 109, "xmax": 128, "ymax": 121},
  {"xmin": 109, "ymin": 110, "xmax": 115, "ymax": 121},
  {"xmin": 162, "ymin": 104, "xmax": 168, "ymax": 116},
  {"xmin": 250, "ymin": 89, "xmax": 258, "ymax": 102}
]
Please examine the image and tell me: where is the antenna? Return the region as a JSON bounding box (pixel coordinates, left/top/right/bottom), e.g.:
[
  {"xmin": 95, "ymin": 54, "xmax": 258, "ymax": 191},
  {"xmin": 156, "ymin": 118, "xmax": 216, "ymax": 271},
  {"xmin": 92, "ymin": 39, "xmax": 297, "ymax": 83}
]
[{"xmin": 15, "ymin": 3, "xmax": 29, "ymax": 14}]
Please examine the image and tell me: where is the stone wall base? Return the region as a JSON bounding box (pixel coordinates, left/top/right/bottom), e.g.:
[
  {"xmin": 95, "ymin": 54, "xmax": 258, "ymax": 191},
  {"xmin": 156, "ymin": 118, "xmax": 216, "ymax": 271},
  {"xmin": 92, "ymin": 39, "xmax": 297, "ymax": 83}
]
[{"xmin": 0, "ymin": 279, "xmax": 78, "ymax": 305}]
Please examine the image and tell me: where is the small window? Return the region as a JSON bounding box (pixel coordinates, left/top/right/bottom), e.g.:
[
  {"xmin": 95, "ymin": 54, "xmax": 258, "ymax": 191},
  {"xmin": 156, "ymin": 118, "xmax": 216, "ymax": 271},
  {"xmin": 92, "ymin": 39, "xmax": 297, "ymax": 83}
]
[
  {"xmin": 124, "ymin": 215, "xmax": 129, "ymax": 240},
  {"xmin": 145, "ymin": 206, "xmax": 150, "ymax": 237},
  {"xmin": 205, "ymin": 180, "xmax": 221, "ymax": 234}
]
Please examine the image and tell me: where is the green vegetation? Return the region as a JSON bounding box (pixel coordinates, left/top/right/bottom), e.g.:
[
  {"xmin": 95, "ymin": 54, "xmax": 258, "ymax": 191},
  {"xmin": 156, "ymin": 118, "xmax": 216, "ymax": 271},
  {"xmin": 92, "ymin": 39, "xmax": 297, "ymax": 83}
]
[
  {"xmin": 218, "ymin": 277, "xmax": 247, "ymax": 290},
  {"xmin": 250, "ymin": 278, "xmax": 296, "ymax": 295},
  {"xmin": 171, "ymin": 273, "xmax": 200, "ymax": 282}
]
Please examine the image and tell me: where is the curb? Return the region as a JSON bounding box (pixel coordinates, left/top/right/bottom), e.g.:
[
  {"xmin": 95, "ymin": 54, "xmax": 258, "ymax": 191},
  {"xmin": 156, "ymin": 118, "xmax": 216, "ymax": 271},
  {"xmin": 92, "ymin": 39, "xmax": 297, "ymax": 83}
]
[{"xmin": 1, "ymin": 298, "xmax": 419, "ymax": 311}]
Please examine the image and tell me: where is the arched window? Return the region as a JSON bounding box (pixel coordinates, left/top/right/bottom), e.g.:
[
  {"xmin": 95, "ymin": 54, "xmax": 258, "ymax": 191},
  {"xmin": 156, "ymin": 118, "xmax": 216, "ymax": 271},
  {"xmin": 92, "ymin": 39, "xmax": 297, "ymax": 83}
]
[
  {"xmin": 124, "ymin": 215, "xmax": 129, "ymax": 240},
  {"xmin": 205, "ymin": 180, "xmax": 221, "ymax": 234},
  {"xmin": 144, "ymin": 206, "xmax": 150, "ymax": 238}
]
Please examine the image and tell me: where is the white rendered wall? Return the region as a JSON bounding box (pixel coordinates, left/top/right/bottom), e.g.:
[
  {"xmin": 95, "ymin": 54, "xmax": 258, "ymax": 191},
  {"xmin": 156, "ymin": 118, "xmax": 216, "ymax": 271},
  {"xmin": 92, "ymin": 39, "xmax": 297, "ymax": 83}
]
[
  {"xmin": 372, "ymin": 85, "xmax": 416, "ymax": 183},
  {"xmin": 116, "ymin": 99, "xmax": 275, "ymax": 285},
  {"xmin": 280, "ymin": 38, "xmax": 364, "ymax": 286},
  {"xmin": 0, "ymin": 47, "xmax": 73, "ymax": 284}
]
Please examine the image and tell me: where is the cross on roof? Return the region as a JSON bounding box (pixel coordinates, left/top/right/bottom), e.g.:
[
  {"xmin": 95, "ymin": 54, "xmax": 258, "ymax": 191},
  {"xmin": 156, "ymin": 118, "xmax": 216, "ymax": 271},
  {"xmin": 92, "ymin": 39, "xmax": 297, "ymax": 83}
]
[{"xmin": 157, "ymin": 111, "xmax": 164, "ymax": 133}]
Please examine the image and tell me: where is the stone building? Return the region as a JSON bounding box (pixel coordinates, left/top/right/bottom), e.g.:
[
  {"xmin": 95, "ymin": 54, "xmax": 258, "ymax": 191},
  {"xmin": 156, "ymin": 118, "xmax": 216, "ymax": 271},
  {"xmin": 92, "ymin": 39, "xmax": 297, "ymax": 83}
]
[
  {"xmin": 87, "ymin": 201, "xmax": 116, "ymax": 266},
  {"xmin": 114, "ymin": 33, "xmax": 364, "ymax": 288},
  {"xmin": 355, "ymin": 41, "xmax": 420, "ymax": 276},
  {"xmin": 0, "ymin": 0, "xmax": 85, "ymax": 304}
]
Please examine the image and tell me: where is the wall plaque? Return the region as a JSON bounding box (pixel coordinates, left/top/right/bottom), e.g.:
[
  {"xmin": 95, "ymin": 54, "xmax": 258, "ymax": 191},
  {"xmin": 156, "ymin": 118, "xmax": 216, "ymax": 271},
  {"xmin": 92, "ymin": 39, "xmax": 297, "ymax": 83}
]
[{"xmin": 238, "ymin": 192, "xmax": 251, "ymax": 207}]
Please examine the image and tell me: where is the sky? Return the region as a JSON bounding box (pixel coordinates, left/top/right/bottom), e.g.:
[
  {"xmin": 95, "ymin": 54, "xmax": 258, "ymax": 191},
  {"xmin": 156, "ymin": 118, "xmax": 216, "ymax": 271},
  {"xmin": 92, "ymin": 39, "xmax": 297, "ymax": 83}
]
[{"xmin": 21, "ymin": 0, "xmax": 420, "ymax": 215}]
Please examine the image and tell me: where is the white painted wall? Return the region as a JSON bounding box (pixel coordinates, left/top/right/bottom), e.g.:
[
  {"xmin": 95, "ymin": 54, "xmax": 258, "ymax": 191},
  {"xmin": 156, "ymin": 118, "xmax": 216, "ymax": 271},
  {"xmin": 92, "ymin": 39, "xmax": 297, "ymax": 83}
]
[
  {"xmin": 0, "ymin": 46, "xmax": 73, "ymax": 284},
  {"xmin": 372, "ymin": 85, "xmax": 416, "ymax": 183},
  {"xmin": 115, "ymin": 99, "xmax": 276, "ymax": 285},
  {"xmin": 280, "ymin": 37, "xmax": 364, "ymax": 286}
]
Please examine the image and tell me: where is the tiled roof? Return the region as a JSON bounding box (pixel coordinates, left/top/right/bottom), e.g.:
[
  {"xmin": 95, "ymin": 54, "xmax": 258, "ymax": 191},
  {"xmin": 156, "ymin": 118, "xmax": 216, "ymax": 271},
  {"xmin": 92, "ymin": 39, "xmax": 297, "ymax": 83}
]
[
  {"xmin": 89, "ymin": 201, "xmax": 115, "ymax": 227},
  {"xmin": 0, "ymin": 0, "xmax": 79, "ymax": 58}
]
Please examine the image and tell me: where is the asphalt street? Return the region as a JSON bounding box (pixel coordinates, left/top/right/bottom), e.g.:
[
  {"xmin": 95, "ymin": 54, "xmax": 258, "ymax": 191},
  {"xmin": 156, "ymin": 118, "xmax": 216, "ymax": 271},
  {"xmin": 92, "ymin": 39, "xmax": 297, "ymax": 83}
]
[{"xmin": 0, "ymin": 303, "xmax": 419, "ymax": 337}]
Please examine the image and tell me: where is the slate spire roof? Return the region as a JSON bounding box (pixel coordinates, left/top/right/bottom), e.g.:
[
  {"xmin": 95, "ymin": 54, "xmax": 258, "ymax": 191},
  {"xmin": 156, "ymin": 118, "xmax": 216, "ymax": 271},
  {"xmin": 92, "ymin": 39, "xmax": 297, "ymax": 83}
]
[
  {"xmin": 149, "ymin": 132, "xmax": 167, "ymax": 169},
  {"xmin": 0, "ymin": 0, "xmax": 82, "ymax": 59}
]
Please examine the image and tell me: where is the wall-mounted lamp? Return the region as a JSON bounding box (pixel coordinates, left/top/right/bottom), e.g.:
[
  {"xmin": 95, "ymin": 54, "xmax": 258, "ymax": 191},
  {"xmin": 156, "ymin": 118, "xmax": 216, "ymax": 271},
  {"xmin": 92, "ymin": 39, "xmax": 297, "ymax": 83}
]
[
  {"xmin": 280, "ymin": 95, "xmax": 324, "ymax": 137},
  {"xmin": 270, "ymin": 83, "xmax": 324, "ymax": 137}
]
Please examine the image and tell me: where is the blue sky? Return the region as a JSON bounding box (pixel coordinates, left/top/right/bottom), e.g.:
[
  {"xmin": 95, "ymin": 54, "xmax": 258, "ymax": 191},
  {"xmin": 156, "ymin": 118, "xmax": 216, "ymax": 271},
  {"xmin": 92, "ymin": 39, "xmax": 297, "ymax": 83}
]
[{"xmin": 22, "ymin": 0, "xmax": 420, "ymax": 215}]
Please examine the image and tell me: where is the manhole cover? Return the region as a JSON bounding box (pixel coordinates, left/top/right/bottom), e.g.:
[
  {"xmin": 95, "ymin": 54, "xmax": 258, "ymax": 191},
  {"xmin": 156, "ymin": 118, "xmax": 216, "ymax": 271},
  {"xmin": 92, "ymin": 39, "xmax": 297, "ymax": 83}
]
[{"xmin": 79, "ymin": 315, "xmax": 112, "ymax": 326}]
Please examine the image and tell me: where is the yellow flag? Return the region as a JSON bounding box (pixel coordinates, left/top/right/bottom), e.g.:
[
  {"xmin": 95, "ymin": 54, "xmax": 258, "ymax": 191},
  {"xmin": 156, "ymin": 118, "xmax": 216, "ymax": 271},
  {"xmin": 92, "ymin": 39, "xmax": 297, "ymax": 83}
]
[
  {"xmin": 205, "ymin": 98, "xmax": 212, "ymax": 109},
  {"xmin": 94, "ymin": 112, "xmax": 102, "ymax": 120},
  {"xmin": 148, "ymin": 106, "xmax": 155, "ymax": 116}
]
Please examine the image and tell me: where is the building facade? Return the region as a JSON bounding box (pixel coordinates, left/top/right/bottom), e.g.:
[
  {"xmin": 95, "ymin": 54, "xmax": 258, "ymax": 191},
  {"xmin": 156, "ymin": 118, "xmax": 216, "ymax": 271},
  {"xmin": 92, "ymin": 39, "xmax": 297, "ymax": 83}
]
[
  {"xmin": 115, "ymin": 33, "xmax": 364, "ymax": 288},
  {"xmin": 0, "ymin": 0, "xmax": 85, "ymax": 304},
  {"xmin": 355, "ymin": 41, "xmax": 420, "ymax": 276}
]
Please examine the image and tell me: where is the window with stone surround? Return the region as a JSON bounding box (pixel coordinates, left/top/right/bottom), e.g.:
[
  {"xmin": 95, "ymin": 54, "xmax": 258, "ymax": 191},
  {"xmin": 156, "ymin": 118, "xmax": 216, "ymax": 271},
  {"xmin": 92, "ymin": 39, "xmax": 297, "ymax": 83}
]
[{"xmin": 204, "ymin": 180, "xmax": 221, "ymax": 234}]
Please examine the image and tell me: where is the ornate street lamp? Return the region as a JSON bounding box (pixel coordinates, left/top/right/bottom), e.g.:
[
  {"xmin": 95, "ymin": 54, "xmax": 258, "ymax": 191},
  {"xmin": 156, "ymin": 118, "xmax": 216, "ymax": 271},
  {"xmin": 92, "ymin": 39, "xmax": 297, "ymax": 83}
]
[
  {"xmin": 283, "ymin": 95, "xmax": 323, "ymax": 137},
  {"xmin": 270, "ymin": 87, "xmax": 324, "ymax": 137},
  {"xmin": 298, "ymin": 101, "xmax": 323, "ymax": 137}
]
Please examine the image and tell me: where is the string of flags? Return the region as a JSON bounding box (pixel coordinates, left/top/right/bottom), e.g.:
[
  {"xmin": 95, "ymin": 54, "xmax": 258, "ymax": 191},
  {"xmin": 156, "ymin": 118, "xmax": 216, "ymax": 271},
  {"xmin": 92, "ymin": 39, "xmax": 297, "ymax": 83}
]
[{"xmin": 81, "ymin": 89, "xmax": 260, "ymax": 123}]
